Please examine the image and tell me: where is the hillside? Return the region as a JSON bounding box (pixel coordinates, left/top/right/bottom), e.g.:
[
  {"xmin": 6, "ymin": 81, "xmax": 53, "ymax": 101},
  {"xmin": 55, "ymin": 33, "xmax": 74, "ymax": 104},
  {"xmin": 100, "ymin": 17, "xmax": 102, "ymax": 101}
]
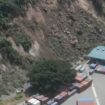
[{"xmin": 0, "ymin": 0, "xmax": 105, "ymax": 97}]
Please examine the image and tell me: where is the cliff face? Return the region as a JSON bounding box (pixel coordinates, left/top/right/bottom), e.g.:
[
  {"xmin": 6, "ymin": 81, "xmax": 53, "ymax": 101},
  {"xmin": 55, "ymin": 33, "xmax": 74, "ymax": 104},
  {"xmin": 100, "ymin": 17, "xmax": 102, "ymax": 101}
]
[{"xmin": 0, "ymin": 0, "xmax": 105, "ymax": 96}]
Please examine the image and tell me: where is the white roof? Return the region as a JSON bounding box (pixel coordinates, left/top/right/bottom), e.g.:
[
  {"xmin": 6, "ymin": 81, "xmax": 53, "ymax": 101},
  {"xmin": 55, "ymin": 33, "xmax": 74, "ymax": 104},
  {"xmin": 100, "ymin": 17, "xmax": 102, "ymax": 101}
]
[{"xmin": 28, "ymin": 98, "xmax": 40, "ymax": 105}]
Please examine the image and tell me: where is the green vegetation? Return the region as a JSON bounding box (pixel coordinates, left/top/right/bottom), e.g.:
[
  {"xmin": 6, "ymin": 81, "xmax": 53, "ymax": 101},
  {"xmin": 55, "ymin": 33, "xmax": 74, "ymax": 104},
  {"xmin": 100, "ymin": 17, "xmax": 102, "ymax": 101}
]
[
  {"xmin": 0, "ymin": 88, "xmax": 8, "ymax": 97},
  {"xmin": 0, "ymin": 0, "xmax": 37, "ymax": 15},
  {"xmin": 14, "ymin": 94, "xmax": 23, "ymax": 100},
  {"xmin": 29, "ymin": 59, "xmax": 76, "ymax": 95},
  {"xmin": 0, "ymin": 37, "xmax": 22, "ymax": 65},
  {"xmin": 0, "ymin": 0, "xmax": 36, "ymax": 30},
  {"xmin": 92, "ymin": 0, "xmax": 103, "ymax": 14},
  {"xmin": 0, "ymin": 37, "xmax": 11, "ymax": 48},
  {"xmin": 13, "ymin": 31, "xmax": 32, "ymax": 51},
  {"xmin": 0, "ymin": 0, "xmax": 33, "ymax": 16},
  {"xmin": 0, "ymin": 0, "xmax": 32, "ymax": 50},
  {"xmin": 0, "ymin": 100, "xmax": 3, "ymax": 105},
  {"xmin": 0, "ymin": 93, "xmax": 25, "ymax": 105},
  {"xmin": 0, "ymin": 14, "xmax": 10, "ymax": 30}
]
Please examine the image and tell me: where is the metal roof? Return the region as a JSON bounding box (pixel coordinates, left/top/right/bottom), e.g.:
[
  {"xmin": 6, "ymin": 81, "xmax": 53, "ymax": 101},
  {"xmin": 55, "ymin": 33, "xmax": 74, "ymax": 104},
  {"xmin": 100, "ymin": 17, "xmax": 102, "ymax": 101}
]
[
  {"xmin": 77, "ymin": 98, "xmax": 95, "ymax": 105},
  {"xmin": 78, "ymin": 98, "xmax": 95, "ymax": 102},
  {"xmin": 88, "ymin": 46, "xmax": 105, "ymax": 60}
]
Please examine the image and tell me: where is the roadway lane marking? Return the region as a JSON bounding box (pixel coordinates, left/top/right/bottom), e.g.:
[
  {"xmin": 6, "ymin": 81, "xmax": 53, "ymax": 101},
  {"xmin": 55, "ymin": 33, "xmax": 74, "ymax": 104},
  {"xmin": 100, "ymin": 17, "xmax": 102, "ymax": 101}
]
[{"xmin": 92, "ymin": 83, "xmax": 101, "ymax": 105}]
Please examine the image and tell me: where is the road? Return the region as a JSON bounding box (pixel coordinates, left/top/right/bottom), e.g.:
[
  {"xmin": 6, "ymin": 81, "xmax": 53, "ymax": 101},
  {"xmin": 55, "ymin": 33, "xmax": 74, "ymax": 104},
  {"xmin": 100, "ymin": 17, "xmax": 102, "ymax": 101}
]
[
  {"xmin": 62, "ymin": 73, "xmax": 105, "ymax": 105},
  {"xmin": 62, "ymin": 86, "xmax": 94, "ymax": 105},
  {"xmin": 92, "ymin": 73, "xmax": 105, "ymax": 105},
  {"xmin": 16, "ymin": 73, "xmax": 105, "ymax": 105}
]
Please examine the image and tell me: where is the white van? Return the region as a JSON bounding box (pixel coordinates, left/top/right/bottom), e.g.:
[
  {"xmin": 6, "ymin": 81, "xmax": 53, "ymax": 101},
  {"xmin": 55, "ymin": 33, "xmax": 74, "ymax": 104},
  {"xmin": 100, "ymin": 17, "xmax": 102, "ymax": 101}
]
[{"xmin": 79, "ymin": 67, "xmax": 85, "ymax": 72}]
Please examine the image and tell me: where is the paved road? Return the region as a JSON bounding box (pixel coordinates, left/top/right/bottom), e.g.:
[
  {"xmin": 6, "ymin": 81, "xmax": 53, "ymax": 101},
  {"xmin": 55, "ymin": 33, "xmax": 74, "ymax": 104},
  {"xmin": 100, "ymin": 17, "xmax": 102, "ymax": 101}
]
[
  {"xmin": 62, "ymin": 73, "xmax": 105, "ymax": 105},
  {"xmin": 62, "ymin": 87, "xmax": 94, "ymax": 105},
  {"xmin": 92, "ymin": 73, "xmax": 105, "ymax": 105}
]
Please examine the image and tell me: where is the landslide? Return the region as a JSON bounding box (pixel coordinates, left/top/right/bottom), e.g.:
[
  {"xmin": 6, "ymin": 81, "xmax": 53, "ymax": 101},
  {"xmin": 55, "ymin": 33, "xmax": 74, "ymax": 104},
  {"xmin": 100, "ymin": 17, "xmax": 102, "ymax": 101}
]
[{"xmin": 0, "ymin": 0, "xmax": 105, "ymax": 97}]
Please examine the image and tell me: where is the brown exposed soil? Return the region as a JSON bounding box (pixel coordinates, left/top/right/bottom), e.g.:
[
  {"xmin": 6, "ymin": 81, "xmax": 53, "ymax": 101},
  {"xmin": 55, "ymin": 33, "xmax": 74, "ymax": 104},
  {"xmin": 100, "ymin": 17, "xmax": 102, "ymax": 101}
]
[{"xmin": 1, "ymin": 0, "xmax": 105, "ymax": 98}]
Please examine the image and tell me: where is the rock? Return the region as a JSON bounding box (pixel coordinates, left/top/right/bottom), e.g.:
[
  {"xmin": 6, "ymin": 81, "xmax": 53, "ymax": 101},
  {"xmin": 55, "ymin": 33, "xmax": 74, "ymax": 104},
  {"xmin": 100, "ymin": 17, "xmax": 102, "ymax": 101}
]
[
  {"xmin": 0, "ymin": 64, "xmax": 7, "ymax": 72},
  {"xmin": 99, "ymin": 29, "xmax": 102, "ymax": 33},
  {"xmin": 0, "ymin": 54, "xmax": 2, "ymax": 60},
  {"xmin": 16, "ymin": 89, "xmax": 22, "ymax": 94},
  {"xmin": 43, "ymin": 8, "xmax": 48, "ymax": 13}
]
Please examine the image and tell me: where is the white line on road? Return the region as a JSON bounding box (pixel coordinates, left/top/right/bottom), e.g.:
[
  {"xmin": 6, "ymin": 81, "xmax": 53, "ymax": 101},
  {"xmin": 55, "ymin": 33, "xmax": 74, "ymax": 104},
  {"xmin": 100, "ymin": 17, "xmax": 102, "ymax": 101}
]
[{"xmin": 92, "ymin": 83, "xmax": 101, "ymax": 105}]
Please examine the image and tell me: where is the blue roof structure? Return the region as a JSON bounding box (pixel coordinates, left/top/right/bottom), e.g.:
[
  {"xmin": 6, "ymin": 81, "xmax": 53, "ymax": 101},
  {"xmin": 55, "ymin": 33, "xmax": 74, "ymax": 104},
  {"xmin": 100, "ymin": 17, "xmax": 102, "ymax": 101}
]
[{"xmin": 88, "ymin": 46, "xmax": 105, "ymax": 60}]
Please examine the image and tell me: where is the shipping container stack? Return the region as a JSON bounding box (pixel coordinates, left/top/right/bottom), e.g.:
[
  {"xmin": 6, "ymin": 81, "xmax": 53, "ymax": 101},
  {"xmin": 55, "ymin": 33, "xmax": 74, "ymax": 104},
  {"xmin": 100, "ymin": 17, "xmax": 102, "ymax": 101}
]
[
  {"xmin": 74, "ymin": 73, "xmax": 92, "ymax": 93},
  {"xmin": 47, "ymin": 100, "xmax": 58, "ymax": 105},
  {"xmin": 54, "ymin": 91, "xmax": 68, "ymax": 104},
  {"xmin": 95, "ymin": 65, "xmax": 105, "ymax": 74},
  {"xmin": 33, "ymin": 95, "xmax": 49, "ymax": 105},
  {"xmin": 25, "ymin": 97, "xmax": 41, "ymax": 105}
]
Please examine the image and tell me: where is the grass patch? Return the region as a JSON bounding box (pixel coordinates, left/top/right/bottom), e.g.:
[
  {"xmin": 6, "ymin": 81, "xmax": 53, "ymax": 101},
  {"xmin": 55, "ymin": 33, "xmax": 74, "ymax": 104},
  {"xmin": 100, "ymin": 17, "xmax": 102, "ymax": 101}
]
[
  {"xmin": 0, "ymin": 100, "xmax": 4, "ymax": 105},
  {"xmin": 1, "ymin": 93, "xmax": 25, "ymax": 105}
]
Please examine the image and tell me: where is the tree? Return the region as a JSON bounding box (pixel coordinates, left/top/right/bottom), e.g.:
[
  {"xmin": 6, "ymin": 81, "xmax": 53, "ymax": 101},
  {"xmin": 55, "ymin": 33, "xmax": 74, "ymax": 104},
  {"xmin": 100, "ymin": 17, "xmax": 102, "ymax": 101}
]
[
  {"xmin": 0, "ymin": 0, "xmax": 33, "ymax": 17},
  {"xmin": 29, "ymin": 59, "xmax": 76, "ymax": 95},
  {"xmin": 92, "ymin": 0, "xmax": 103, "ymax": 14}
]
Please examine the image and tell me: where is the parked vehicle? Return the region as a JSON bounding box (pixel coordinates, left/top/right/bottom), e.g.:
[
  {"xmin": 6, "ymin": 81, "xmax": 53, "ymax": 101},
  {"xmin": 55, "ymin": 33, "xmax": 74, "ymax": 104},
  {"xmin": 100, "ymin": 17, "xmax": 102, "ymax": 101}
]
[
  {"xmin": 69, "ymin": 85, "xmax": 76, "ymax": 91},
  {"xmin": 79, "ymin": 67, "xmax": 85, "ymax": 73},
  {"xmin": 47, "ymin": 100, "xmax": 55, "ymax": 105},
  {"xmin": 51, "ymin": 101, "xmax": 58, "ymax": 105},
  {"xmin": 89, "ymin": 63, "xmax": 97, "ymax": 69},
  {"xmin": 75, "ymin": 65, "xmax": 82, "ymax": 71}
]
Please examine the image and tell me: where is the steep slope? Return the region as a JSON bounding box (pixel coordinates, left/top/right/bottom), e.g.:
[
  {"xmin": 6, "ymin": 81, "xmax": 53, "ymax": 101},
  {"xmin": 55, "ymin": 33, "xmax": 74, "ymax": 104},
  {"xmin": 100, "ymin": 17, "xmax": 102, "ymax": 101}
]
[
  {"xmin": 0, "ymin": 0, "xmax": 105, "ymax": 97},
  {"xmin": 30, "ymin": 0, "xmax": 105, "ymax": 61}
]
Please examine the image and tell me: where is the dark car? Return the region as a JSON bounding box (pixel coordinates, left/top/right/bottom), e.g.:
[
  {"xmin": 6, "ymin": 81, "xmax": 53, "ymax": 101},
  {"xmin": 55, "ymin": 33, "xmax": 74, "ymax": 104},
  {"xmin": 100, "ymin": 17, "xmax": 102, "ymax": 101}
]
[{"xmin": 69, "ymin": 85, "xmax": 76, "ymax": 91}]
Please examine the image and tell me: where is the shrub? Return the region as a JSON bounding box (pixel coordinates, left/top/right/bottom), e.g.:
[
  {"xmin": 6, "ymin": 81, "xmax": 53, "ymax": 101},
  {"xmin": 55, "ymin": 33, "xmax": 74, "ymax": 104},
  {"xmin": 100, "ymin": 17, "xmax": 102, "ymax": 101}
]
[
  {"xmin": 4, "ymin": 47, "xmax": 22, "ymax": 65},
  {"xmin": 0, "ymin": 0, "xmax": 32, "ymax": 16},
  {"xmin": 0, "ymin": 14, "xmax": 10, "ymax": 30},
  {"xmin": 0, "ymin": 37, "xmax": 22, "ymax": 65},
  {"xmin": 0, "ymin": 100, "xmax": 3, "ymax": 105},
  {"xmin": 0, "ymin": 0, "xmax": 33, "ymax": 29},
  {"xmin": 13, "ymin": 31, "xmax": 32, "ymax": 51},
  {"xmin": 14, "ymin": 94, "xmax": 23, "ymax": 100},
  {"xmin": 0, "ymin": 37, "xmax": 11, "ymax": 48},
  {"xmin": 92, "ymin": 0, "xmax": 103, "ymax": 14},
  {"xmin": 0, "ymin": 88, "xmax": 8, "ymax": 97}
]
